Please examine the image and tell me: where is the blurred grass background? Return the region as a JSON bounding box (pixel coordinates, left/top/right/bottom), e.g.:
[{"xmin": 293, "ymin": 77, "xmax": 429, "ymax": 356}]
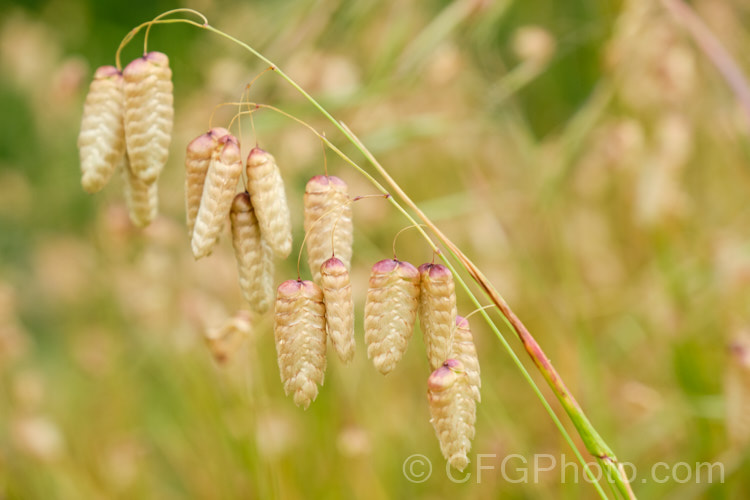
[{"xmin": 2, "ymin": 0, "xmax": 750, "ymax": 498}]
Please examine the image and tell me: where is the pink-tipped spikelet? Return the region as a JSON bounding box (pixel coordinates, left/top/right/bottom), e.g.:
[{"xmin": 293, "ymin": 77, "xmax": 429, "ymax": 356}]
[
  {"xmin": 230, "ymin": 192, "xmax": 275, "ymax": 314},
  {"xmin": 121, "ymin": 155, "xmax": 157, "ymax": 227},
  {"xmin": 78, "ymin": 65, "xmax": 126, "ymax": 194},
  {"xmin": 274, "ymin": 280, "xmax": 327, "ymax": 409},
  {"xmin": 452, "ymin": 316, "xmax": 481, "ymax": 402},
  {"xmin": 123, "ymin": 51, "xmax": 174, "ymax": 183},
  {"xmin": 304, "ymin": 175, "xmax": 353, "ymax": 284},
  {"xmin": 364, "ymin": 259, "xmax": 421, "ymax": 374},
  {"xmin": 191, "ymin": 135, "xmax": 243, "ymax": 259},
  {"xmin": 419, "ymin": 263, "xmax": 457, "ymax": 371},
  {"xmin": 245, "ymin": 147, "xmax": 292, "ymax": 258},
  {"xmin": 185, "ymin": 127, "xmax": 230, "ymax": 237},
  {"xmin": 320, "ymin": 257, "xmax": 355, "ymax": 363},
  {"xmin": 428, "ymin": 359, "xmax": 476, "ymax": 471}
]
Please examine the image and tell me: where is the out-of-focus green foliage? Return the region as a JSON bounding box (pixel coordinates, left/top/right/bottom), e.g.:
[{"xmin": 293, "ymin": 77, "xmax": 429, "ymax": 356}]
[{"xmin": 2, "ymin": 0, "xmax": 750, "ymax": 498}]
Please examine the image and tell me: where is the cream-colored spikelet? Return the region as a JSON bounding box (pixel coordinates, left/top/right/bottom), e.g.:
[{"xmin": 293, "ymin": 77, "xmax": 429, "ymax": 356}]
[
  {"xmin": 245, "ymin": 148, "xmax": 292, "ymax": 259},
  {"xmin": 274, "ymin": 280, "xmax": 327, "ymax": 409},
  {"xmin": 452, "ymin": 316, "xmax": 481, "ymax": 402},
  {"xmin": 185, "ymin": 127, "xmax": 230, "ymax": 237},
  {"xmin": 204, "ymin": 310, "xmax": 252, "ymax": 365},
  {"xmin": 428, "ymin": 359, "xmax": 476, "ymax": 471},
  {"xmin": 123, "ymin": 51, "xmax": 174, "ymax": 183},
  {"xmin": 77, "ymin": 65, "xmax": 126, "ymax": 194},
  {"xmin": 418, "ymin": 263, "xmax": 457, "ymax": 371},
  {"xmin": 320, "ymin": 257, "xmax": 355, "ymax": 363},
  {"xmin": 364, "ymin": 259, "xmax": 420, "ymax": 374},
  {"xmin": 191, "ymin": 134, "xmax": 243, "ymax": 259},
  {"xmin": 121, "ymin": 155, "xmax": 157, "ymax": 227},
  {"xmin": 230, "ymin": 192, "xmax": 275, "ymax": 314},
  {"xmin": 304, "ymin": 175, "xmax": 352, "ymax": 284}
]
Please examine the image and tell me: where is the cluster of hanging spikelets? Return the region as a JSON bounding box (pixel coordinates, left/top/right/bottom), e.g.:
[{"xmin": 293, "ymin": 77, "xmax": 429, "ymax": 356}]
[
  {"xmin": 78, "ymin": 52, "xmax": 174, "ymax": 227},
  {"xmin": 77, "ymin": 51, "xmax": 481, "ymax": 470}
]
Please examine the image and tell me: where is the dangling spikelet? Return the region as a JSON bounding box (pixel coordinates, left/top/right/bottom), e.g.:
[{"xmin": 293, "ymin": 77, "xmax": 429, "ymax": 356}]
[
  {"xmin": 191, "ymin": 135, "xmax": 243, "ymax": 259},
  {"xmin": 77, "ymin": 65, "xmax": 126, "ymax": 193},
  {"xmin": 304, "ymin": 176, "xmax": 353, "ymax": 284},
  {"xmin": 452, "ymin": 316, "xmax": 481, "ymax": 402},
  {"xmin": 419, "ymin": 263, "xmax": 457, "ymax": 371},
  {"xmin": 428, "ymin": 359, "xmax": 476, "ymax": 471},
  {"xmin": 123, "ymin": 51, "xmax": 174, "ymax": 183},
  {"xmin": 320, "ymin": 257, "xmax": 355, "ymax": 363},
  {"xmin": 204, "ymin": 310, "xmax": 252, "ymax": 365},
  {"xmin": 274, "ymin": 280, "xmax": 327, "ymax": 409},
  {"xmin": 245, "ymin": 148, "xmax": 292, "ymax": 258},
  {"xmin": 364, "ymin": 259, "xmax": 420, "ymax": 374},
  {"xmin": 230, "ymin": 192, "xmax": 275, "ymax": 314},
  {"xmin": 121, "ymin": 155, "xmax": 157, "ymax": 227},
  {"xmin": 185, "ymin": 127, "xmax": 230, "ymax": 237}
]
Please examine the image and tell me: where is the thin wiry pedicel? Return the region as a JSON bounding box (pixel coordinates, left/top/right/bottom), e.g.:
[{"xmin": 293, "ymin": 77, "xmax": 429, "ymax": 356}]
[
  {"xmin": 185, "ymin": 127, "xmax": 230, "ymax": 238},
  {"xmin": 304, "ymin": 175, "xmax": 353, "ymax": 284},
  {"xmin": 364, "ymin": 259, "xmax": 420, "ymax": 374},
  {"xmin": 419, "ymin": 263, "xmax": 457, "ymax": 371},
  {"xmin": 78, "ymin": 65, "xmax": 126, "ymax": 194},
  {"xmin": 123, "ymin": 51, "xmax": 174, "ymax": 183},
  {"xmin": 452, "ymin": 316, "xmax": 481, "ymax": 402},
  {"xmin": 191, "ymin": 135, "xmax": 243, "ymax": 259},
  {"xmin": 320, "ymin": 257, "xmax": 355, "ymax": 363},
  {"xmin": 274, "ymin": 280, "xmax": 327, "ymax": 409},
  {"xmin": 428, "ymin": 359, "xmax": 476, "ymax": 471},
  {"xmin": 121, "ymin": 155, "xmax": 157, "ymax": 227},
  {"xmin": 245, "ymin": 148, "xmax": 292, "ymax": 259},
  {"xmin": 230, "ymin": 192, "xmax": 275, "ymax": 314}
]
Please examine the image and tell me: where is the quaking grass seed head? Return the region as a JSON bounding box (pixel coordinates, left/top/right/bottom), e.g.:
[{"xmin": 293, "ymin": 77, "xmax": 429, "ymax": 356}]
[
  {"xmin": 452, "ymin": 315, "xmax": 481, "ymax": 402},
  {"xmin": 204, "ymin": 310, "xmax": 252, "ymax": 365},
  {"xmin": 418, "ymin": 263, "xmax": 458, "ymax": 371},
  {"xmin": 428, "ymin": 358, "xmax": 476, "ymax": 471},
  {"xmin": 274, "ymin": 279, "xmax": 327, "ymax": 409},
  {"xmin": 364, "ymin": 259, "xmax": 421, "ymax": 374},
  {"xmin": 320, "ymin": 256, "xmax": 355, "ymax": 363},
  {"xmin": 185, "ymin": 127, "xmax": 231, "ymax": 237},
  {"xmin": 78, "ymin": 65, "xmax": 126, "ymax": 194}
]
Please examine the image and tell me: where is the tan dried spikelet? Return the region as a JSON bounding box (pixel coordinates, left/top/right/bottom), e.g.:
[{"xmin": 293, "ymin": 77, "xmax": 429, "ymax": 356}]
[
  {"xmin": 320, "ymin": 257, "xmax": 355, "ymax": 363},
  {"xmin": 418, "ymin": 263, "xmax": 457, "ymax": 371},
  {"xmin": 274, "ymin": 280, "xmax": 327, "ymax": 409},
  {"xmin": 452, "ymin": 316, "xmax": 481, "ymax": 402},
  {"xmin": 428, "ymin": 359, "xmax": 476, "ymax": 471},
  {"xmin": 185, "ymin": 127, "xmax": 230, "ymax": 237},
  {"xmin": 123, "ymin": 51, "xmax": 174, "ymax": 183},
  {"xmin": 191, "ymin": 135, "xmax": 243, "ymax": 259},
  {"xmin": 121, "ymin": 155, "xmax": 157, "ymax": 227},
  {"xmin": 78, "ymin": 65, "xmax": 126, "ymax": 193},
  {"xmin": 230, "ymin": 192, "xmax": 275, "ymax": 314},
  {"xmin": 204, "ymin": 310, "xmax": 252, "ymax": 365},
  {"xmin": 245, "ymin": 148, "xmax": 292, "ymax": 258},
  {"xmin": 304, "ymin": 176, "xmax": 353, "ymax": 284},
  {"xmin": 364, "ymin": 259, "xmax": 420, "ymax": 374},
  {"xmin": 726, "ymin": 331, "xmax": 750, "ymax": 449}
]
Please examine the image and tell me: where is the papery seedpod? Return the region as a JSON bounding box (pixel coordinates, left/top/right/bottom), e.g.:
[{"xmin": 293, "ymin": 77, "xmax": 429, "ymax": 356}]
[
  {"xmin": 185, "ymin": 127, "xmax": 230, "ymax": 237},
  {"xmin": 428, "ymin": 359, "xmax": 476, "ymax": 471},
  {"xmin": 418, "ymin": 263, "xmax": 457, "ymax": 371},
  {"xmin": 451, "ymin": 316, "xmax": 481, "ymax": 402},
  {"xmin": 123, "ymin": 51, "xmax": 174, "ymax": 183},
  {"xmin": 245, "ymin": 148, "xmax": 292, "ymax": 258},
  {"xmin": 204, "ymin": 310, "xmax": 252, "ymax": 365},
  {"xmin": 121, "ymin": 155, "xmax": 157, "ymax": 227},
  {"xmin": 191, "ymin": 135, "xmax": 243, "ymax": 259},
  {"xmin": 320, "ymin": 257, "xmax": 355, "ymax": 363},
  {"xmin": 364, "ymin": 259, "xmax": 420, "ymax": 374},
  {"xmin": 304, "ymin": 176, "xmax": 352, "ymax": 284},
  {"xmin": 230, "ymin": 192, "xmax": 275, "ymax": 314},
  {"xmin": 77, "ymin": 65, "xmax": 126, "ymax": 193},
  {"xmin": 274, "ymin": 280, "xmax": 327, "ymax": 409}
]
